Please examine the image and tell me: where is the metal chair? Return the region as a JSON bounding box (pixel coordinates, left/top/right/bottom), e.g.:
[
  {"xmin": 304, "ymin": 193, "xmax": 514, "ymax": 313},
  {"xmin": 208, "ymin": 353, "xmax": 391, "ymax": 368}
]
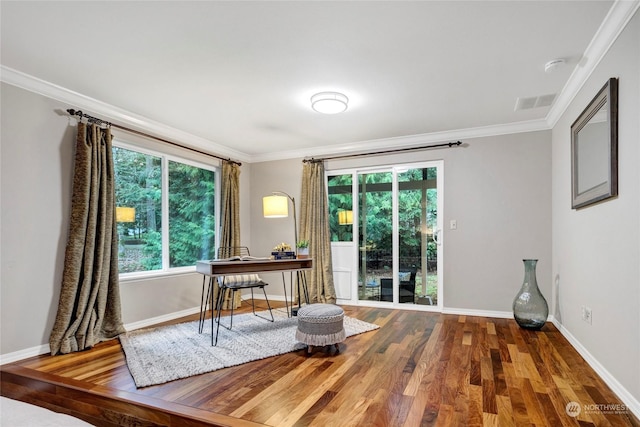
[
  {"xmin": 379, "ymin": 267, "xmax": 417, "ymax": 303},
  {"xmin": 399, "ymin": 268, "xmax": 417, "ymax": 304},
  {"xmin": 210, "ymin": 247, "xmax": 273, "ymax": 345}
]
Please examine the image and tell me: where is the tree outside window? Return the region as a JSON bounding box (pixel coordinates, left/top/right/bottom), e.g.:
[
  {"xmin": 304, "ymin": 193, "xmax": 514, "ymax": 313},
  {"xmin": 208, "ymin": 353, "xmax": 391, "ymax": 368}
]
[{"xmin": 113, "ymin": 146, "xmax": 216, "ymax": 274}]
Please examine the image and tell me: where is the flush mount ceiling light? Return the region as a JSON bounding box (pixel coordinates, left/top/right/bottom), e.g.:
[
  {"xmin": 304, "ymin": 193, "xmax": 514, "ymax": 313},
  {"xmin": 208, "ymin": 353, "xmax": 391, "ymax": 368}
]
[{"xmin": 311, "ymin": 92, "xmax": 348, "ymax": 114}]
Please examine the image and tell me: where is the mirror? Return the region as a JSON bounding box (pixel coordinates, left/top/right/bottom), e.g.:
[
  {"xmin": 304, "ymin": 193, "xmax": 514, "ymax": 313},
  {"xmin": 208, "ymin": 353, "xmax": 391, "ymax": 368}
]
[{"xmin": 571, "ymin": 78, "xmax": 618, "ymax": 209}]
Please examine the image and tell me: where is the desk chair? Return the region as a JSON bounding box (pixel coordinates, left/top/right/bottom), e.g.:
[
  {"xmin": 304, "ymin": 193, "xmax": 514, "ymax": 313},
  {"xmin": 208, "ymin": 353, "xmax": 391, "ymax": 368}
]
[{"xmin": 201, "ymin": 247, "xmax": 274, "ymax": 345}]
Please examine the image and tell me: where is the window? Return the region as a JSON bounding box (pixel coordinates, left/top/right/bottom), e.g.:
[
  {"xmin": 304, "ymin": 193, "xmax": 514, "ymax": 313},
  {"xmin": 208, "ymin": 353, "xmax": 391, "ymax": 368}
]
[
  {"xmin": 113, "ymin": 144, "xmax": 217, "ymax": 275},
  {"xmin": 168, "ymin": 160, "xmax": 216, "ymax": 268}
]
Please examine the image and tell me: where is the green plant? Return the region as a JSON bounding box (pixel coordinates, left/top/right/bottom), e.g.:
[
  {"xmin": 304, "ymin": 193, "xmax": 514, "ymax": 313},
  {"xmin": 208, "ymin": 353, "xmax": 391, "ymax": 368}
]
[{"xmin": 296, "ymin": 239, "xmax": 309, "ymax": 248}]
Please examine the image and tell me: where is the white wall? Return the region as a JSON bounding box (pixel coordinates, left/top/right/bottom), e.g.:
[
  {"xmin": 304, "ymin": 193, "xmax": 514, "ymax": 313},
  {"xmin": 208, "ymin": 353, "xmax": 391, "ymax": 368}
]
[
  {"xmin": 248, "ymin": 158, "xmax": 305, "ymax": 298},
  {"xmin": 551, "ymin": 10, "xmax": 639, "ymax": 406},
  {"xmin": 1, "ymin": 83, "xmax": 76, "ymax": 354},
  {"xmin": 249, "ymin": 131, "xmax": 552, "ymax": 313}
]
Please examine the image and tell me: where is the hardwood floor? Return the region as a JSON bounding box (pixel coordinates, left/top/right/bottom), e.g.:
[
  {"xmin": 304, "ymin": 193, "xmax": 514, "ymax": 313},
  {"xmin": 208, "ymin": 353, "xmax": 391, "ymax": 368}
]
[{"xmin": 2, "ymin": 302, "xmax": 638, "ymax": 426}]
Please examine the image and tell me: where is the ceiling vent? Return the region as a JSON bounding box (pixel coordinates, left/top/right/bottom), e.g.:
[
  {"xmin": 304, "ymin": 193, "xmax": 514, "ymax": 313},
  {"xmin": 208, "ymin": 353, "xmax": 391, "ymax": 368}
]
[{"xmin": 514, "ymin": 93, "xmax": 557, "ymax": 111}]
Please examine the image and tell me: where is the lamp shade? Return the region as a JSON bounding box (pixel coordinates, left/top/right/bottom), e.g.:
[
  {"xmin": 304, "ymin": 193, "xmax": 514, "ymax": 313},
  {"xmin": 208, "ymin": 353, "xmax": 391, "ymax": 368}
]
[
  {"xmin": 263, "ymin": 195, "xmax": 289, "ymax": 218},
  {"xmin": 116, "ymin": 207, "xmax": 135, "ymax": 223},
  {"xmin": 338, "ymin": 210, "xmax": 353, "ymax": 225}
]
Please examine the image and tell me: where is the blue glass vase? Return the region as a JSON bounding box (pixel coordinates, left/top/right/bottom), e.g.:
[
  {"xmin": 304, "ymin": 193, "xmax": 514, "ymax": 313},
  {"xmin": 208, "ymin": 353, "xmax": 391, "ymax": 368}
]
[{"xmin": 513, "ymin": 259, "xmax": 548, "ymax": 330}]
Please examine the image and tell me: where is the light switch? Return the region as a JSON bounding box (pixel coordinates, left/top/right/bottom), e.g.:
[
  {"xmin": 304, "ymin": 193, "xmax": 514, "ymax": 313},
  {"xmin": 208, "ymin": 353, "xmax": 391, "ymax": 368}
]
[{"xmin": 450, "ymin": 220, "xmax": 457, "ymax": 230}]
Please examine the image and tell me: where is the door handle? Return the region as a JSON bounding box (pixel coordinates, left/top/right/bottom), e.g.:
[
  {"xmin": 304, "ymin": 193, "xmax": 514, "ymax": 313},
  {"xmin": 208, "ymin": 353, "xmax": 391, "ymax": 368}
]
[{"xmin": 432, "ymin": 228, "xmax": 442, "ymax": 246}]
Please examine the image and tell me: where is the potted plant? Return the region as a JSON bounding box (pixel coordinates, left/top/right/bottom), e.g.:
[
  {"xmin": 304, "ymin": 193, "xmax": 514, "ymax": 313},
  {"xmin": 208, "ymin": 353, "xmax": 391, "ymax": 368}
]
[{"xmin": 296, "ymin": 240, "xmax": 309, "ymax": 258}]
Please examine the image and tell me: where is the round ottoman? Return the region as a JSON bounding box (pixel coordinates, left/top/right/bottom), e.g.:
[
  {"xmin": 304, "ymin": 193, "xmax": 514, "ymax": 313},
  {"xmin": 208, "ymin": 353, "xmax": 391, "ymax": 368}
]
[{"xmin": 296, "ymin": 304, "xmax": 345, "ymax": 354}]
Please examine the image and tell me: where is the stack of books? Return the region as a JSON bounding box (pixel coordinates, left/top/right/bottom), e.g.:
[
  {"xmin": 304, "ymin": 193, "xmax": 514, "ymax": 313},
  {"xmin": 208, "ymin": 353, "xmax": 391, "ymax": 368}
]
[{"xmin": 271, "ymin": 251, "xmax": 296, "ymax": 260}]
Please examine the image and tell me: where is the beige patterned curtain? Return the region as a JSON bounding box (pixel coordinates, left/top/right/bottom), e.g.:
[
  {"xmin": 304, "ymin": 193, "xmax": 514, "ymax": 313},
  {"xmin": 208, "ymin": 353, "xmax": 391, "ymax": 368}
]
[
  {"xmin": 299, "ymin": 161, "xmax": 336, "ymax": 302},
  {"xmin": 49, "ymin": 123, "xmax": 125, "ymax": 355},
  {"xmin": 217, "ymin": 160, "xmax": 242, "ymax": 309}
]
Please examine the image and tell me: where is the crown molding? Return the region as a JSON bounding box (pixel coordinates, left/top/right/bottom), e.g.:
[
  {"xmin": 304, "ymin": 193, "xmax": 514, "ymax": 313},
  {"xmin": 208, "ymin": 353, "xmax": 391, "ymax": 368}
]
[
  {"xmin": 0, "ymin": 66, "xmax": 250, "ymax": 164},
  {"xmin": 546, "ymin": 0, "xmax": 640, "ymax": 128},
  {"xmin": 2, "ymin": 63, "xmax": 550, "ymax": 165},
  {"xmin": 249, "ymin": 119, "xmax": 550, "ymax": 163}
]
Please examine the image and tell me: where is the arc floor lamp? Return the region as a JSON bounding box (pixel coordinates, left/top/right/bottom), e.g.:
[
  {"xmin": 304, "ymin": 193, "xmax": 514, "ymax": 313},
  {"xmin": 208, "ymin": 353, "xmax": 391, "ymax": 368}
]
[{"xmin": 262, "ymin": 191, "xmax": 298, "ymax": 256}]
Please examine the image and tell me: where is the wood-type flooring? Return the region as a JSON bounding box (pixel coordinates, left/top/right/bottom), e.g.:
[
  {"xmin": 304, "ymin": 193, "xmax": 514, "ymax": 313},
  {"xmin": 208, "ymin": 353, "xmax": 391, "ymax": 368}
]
[{"xmin": 1, "ymin": 302, "xmax": 638, "ymax": 426}]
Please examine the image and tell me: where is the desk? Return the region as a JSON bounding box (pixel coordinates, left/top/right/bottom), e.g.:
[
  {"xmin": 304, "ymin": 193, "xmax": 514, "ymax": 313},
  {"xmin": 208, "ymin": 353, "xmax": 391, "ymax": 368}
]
[
  {"xmin": 196, "ymin": 258, "xmax": 312, "ymax": 344},
  {"xmin": 196, "ymin": 258, "xmax": 312, "ymax": 276}
]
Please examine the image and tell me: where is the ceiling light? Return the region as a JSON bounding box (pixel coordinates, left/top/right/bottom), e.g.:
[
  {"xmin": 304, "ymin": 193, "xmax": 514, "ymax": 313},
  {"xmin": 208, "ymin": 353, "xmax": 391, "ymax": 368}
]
[{"xmin": 311, "ymin": 92, "xmax": 348, "ymax": 114}]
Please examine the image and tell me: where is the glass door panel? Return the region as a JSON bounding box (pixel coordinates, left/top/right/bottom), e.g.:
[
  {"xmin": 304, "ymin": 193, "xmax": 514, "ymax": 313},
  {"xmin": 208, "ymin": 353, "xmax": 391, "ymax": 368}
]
[
  {"xmin": 357, "ymin": 172, "xmax": 392, "ymax": 302},
  {"xmin": 397, "ymin": 167, "xmax": 438, "ymax": 306}
]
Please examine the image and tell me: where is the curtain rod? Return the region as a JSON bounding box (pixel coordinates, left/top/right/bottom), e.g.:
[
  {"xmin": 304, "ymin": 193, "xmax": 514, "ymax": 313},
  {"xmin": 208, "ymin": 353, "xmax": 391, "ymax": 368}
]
[
  {"xmin": 303, "ymin": 140, "xmax": 463, "ymax": 163},
  {"xmin": 66, "ymin": 109, "xmax": 242, "ymax": 166}
]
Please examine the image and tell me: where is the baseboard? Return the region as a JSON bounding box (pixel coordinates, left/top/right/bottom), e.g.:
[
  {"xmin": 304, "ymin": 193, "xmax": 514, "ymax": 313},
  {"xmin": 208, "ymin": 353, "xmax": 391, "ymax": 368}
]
[
  {"xmin": 123, "ymin": 306, "xmax": 202, "ymax": 331},
  {"xmin": 551, "ymin": 318, "xmax": 640, "ymax": 419},
  {"xmin": 0, "ymin": 344, "xmax": 51, "ymax": 366},
  {"xmin": 442, "ymin": 306, "xmax": 514, "ymax": 319},
  {"xmin": 0, "ymin": 306, "xmax": 204, "ymax": 365},
  {"xmin": 251, "ymin": 293, "xmax": 287, "ymax": 302}
]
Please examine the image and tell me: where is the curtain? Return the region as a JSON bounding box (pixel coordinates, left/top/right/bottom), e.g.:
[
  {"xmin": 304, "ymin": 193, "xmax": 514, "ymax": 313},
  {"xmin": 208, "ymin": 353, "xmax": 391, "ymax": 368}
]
[
  {"xmin": 217, "ymin": 160, "xmax": 242, "ymax": 309},
  {"xmin": 299, "ymin": 161, "xmax": 336, "ymax": 303},
  {"xmin": 49, "ymin": 123, "xmax": 125, "ymax": 355}
]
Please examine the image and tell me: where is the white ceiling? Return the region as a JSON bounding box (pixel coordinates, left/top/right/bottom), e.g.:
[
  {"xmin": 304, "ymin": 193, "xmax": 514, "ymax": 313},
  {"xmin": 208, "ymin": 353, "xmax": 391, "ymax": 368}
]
[{"xmin": 0, "ymin": 1, "xmax": 629, "ymax": 162}]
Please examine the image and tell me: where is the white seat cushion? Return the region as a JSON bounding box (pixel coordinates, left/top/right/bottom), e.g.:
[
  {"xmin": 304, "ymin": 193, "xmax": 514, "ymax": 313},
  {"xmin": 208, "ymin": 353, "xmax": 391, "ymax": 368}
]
[{"xmin": 218, "ymin": 274, "xmax": 263, "ymax": 288}]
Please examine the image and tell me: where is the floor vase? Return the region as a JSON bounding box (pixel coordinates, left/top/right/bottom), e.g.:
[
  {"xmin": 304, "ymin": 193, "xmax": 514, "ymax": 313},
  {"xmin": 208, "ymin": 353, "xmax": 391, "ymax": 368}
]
[{"xmin": 513, "ymin": 259, "xmax": 548, "ymax": 330}]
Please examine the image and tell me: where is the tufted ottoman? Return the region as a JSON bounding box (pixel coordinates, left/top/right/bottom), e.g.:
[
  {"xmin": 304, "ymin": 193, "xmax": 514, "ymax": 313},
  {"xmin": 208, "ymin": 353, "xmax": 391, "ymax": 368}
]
[{"xmin": 296, "ymin": 304, "xmax": 345, "ymax": 354}]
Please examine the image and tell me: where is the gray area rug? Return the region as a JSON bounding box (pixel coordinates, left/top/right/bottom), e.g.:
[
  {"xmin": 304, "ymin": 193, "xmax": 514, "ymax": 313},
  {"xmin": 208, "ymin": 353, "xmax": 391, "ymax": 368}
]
[{"xmin": 119, "ymin": 308, "xmax": 379, "ymax": 388}]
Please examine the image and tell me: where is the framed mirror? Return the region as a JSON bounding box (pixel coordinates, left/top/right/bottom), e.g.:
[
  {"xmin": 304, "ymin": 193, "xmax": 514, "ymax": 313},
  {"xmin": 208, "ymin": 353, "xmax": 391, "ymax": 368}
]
[{"xmin": 571, "ymin": 77, "xmax": 618, "ymax": 209}]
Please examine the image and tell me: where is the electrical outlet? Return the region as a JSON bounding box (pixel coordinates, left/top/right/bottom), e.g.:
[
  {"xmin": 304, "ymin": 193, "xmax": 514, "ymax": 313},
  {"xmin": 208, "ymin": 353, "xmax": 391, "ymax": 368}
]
[
  {"xmin": 584, "ymin": 306, "xmax": 592, "ymax": 324},
  {"xmin": 581, "ymin": 305, "xmax": 592, "ymax": 324}
]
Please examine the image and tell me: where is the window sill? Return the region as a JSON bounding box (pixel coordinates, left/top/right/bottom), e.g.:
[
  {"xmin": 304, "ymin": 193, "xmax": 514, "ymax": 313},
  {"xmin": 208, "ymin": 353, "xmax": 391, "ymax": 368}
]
[{"xmin": 119, "ymin": 266, "xmax": 197, "ymax": 283}]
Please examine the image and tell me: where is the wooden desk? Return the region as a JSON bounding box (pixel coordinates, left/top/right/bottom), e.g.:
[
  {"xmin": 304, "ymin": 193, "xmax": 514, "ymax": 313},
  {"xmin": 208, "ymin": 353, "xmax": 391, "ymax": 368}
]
[
  {"xmin": 196, "ymin": 258, "xmax": 313, "ymax": 345},
  {"xmin": 196, "ymin": 258, "xmax": 312, "ymax": 276}
]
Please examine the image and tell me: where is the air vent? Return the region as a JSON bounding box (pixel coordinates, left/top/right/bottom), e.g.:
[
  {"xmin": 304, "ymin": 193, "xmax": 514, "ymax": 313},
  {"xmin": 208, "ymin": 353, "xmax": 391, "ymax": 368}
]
[{"xmin": 514, "ymin": 93, "xmax": 557, "ymax": 111}]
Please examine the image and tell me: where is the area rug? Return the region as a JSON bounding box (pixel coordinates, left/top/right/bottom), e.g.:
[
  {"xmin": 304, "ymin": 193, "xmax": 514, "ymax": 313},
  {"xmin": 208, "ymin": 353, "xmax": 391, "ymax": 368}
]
[{"xmin": 119, "ymin": 308, "xmax": 379, "ymax": 388}]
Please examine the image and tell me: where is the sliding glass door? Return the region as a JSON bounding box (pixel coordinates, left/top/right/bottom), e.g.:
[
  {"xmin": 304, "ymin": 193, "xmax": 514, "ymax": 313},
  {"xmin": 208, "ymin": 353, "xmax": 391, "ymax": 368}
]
[{"xmin": 328, "ymin": 161, "xmax": 443, "ymax": 309}]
